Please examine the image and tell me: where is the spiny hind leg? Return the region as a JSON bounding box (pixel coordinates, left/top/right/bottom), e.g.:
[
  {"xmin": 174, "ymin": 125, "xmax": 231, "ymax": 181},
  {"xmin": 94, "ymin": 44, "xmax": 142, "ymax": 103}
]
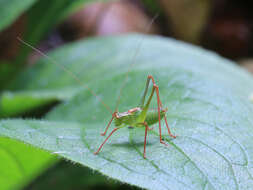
[
  {"xmin": 147, "ymin": 75, "xmax": 176, "ymax": 145},
  {"xmin": 146, "ymin": 75, "xmax": 166, "ymax": 144},
  {"xmin": 158, "ymin": 101, "xmax": 176, "ymax": 138},
  {"xmin": 139, "ymin": 76, "xmax": 152, "ymax": 108},
  {"xmin": 163, "ymin": 116, "xmax": 176, "ymax": 138}
]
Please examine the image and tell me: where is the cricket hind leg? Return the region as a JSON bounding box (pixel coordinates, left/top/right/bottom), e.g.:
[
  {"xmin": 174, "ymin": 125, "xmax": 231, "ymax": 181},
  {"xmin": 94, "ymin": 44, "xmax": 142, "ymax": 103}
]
[
  {"xmin": 157, "ymin": 96, "xmax": 176, "ymax": 139},
  {"xmin": 163, "ymin": 108, "xmax": 177, "ymax": 139},
  {"xmin": 146, "ymin": 75, "xmax": 176, "ymax": 145},
  {"xmin": 141, "ymin": 122, "xmax": 149, "ymax": 159},
  {"xmin": 139, "ymin": 76, "xmax": 152, "ymax": 108},
  {"xmin": 94, "ymin": 127, "xmax": 119, "ymax": 155}
]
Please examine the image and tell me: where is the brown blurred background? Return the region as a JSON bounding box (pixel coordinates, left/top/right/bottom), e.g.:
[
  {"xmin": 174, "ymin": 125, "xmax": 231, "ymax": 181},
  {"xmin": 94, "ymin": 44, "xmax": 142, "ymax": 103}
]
[{"xmin": 1, "ymin": 0, "xmax": 253, "ymax": 70}]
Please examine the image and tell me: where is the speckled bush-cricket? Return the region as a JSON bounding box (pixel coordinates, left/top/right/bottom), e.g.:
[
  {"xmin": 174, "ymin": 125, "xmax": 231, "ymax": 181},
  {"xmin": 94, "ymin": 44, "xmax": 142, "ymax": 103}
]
[
  {"xmin": 94, "ymin": 74, "xmax": 176, "ymax": 158},
  {"xmin": 17, "ymin": 15, "xmax": 176, "ymax": 159}
]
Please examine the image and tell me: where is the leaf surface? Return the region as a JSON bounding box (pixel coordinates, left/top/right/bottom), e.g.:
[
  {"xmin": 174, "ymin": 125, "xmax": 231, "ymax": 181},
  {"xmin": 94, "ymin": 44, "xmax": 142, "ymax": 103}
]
[{"xmin": 1, "ymin": 34, "xmax": 253, "ymax": 190}]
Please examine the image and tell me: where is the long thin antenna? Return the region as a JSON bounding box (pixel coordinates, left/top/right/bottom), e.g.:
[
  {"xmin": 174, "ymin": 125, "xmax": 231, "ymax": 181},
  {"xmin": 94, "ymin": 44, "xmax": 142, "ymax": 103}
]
[
  {"xmin": 17, "ymin": 37, "xmax": 113, "ymax": 114},
  {"xmin": 114, "ymin": 13, "xmax": 159, "ymax": 111}
]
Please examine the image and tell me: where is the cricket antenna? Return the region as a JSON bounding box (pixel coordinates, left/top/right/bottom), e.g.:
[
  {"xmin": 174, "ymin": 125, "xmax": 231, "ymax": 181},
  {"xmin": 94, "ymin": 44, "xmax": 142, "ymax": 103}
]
[
  {"xmin": 114, "ymin": 13, "xmax": 159, "ymax": 112},
  {"xmin": 17, "ymin": 37, "xmax": 113, "ymax": 115}
]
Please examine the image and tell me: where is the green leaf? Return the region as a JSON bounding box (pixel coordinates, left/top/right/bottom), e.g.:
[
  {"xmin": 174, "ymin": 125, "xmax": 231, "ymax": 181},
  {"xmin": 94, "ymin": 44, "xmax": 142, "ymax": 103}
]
[
  {"xmin": 0, "ymin": 63, "xmax": 21, "ymax": 90},
  {"xmin": 0, "ymin": 0, "xmax": 37, "ymax": 32},
  {"xmin": 0, "ymin": 137, "xmax": 56, "ymax": 190},
  {"xmin": 0, "ymin": 91, "xmax": 58, "ymax": 117},
  {"xmin": 1, "ymin": 34, "xmax": 253, "ymax": 189},
  {"xmin": 16, "ymin": 0, "xmax": 111, "ymax": 65}
]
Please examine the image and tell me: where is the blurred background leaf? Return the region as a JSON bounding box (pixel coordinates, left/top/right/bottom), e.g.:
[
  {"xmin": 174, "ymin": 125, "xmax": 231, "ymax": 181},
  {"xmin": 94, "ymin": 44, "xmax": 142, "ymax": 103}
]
[
  {"xmin": 0, "ymin": 137, "xmax": 56, "ymax": 190},
  {"xmin": 0, "ymin": 0, "xmax": 37, "ymax": 32},
  {"xmin": 18, "ymin": 0, "xmax": 103, "ymax": 64},
  {"xmin": 0, "ymin": 0, "xmax": 111, "ymax": 89},
  {"xmin": 25, "ymin": 160, "xmax": 135, "ymax": 190}
]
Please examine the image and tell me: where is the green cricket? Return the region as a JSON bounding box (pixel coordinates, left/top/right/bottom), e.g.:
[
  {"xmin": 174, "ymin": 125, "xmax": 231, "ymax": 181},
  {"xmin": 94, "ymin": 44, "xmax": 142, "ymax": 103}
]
[{"xmin": 94, "ymin": 75, "xmax": 176, "ymax": 158}]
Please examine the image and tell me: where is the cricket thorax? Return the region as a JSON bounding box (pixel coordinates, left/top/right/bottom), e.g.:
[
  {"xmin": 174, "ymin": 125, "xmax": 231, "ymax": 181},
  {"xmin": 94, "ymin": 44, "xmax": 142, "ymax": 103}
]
[
  {"xmin": 114, "ymin": 107, "xmax": 142, "ymax": 127},
  {"xmin": 114, "ymin": 107, "xmax": 167, "ymax": 127}
]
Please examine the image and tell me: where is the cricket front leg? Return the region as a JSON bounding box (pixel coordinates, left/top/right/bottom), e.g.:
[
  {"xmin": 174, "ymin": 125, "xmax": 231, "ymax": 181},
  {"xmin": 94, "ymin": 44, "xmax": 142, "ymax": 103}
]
[
  {"xmin": 94, "ymin": 128, "xmax": 119, "ymax": 155},
  {"xmin": 101, "ymin": 112, "xmax": 117, "ymax": 136}
]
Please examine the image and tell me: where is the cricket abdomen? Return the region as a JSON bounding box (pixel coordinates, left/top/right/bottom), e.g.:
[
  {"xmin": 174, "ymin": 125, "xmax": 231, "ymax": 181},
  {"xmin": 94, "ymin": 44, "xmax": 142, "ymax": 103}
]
[{"xmin": 145, "ymin": 110, "xmax": 166, "ymax": 126}]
